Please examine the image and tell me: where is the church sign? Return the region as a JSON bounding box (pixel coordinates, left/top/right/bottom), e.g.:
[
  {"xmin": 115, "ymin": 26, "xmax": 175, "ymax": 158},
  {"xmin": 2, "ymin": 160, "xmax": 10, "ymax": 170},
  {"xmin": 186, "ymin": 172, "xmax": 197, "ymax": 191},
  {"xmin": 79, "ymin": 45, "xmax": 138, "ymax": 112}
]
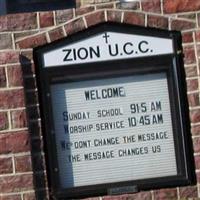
[{"xmin": 33, "ymin": 23, "xmax": 195, "ymax": 199}]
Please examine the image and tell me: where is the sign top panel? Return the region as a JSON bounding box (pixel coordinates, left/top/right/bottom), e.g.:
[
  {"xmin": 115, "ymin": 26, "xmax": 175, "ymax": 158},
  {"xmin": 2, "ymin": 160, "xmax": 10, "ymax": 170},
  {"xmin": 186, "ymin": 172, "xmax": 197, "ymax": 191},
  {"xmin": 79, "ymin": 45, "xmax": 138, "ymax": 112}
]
[{"xmin": 43, "ymin": 31, "xmax": 173, "ymax": 67}]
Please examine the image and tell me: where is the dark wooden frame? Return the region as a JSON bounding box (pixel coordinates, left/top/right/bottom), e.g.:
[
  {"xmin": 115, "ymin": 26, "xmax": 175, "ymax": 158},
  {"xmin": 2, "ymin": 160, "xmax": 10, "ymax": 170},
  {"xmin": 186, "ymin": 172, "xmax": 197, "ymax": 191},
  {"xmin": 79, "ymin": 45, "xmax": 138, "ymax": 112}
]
[
  {"xmin": 33, "ymin": 22, "xmax": 196, "ymax": 199},
  {"xmin": 0, "ymin": 0, "xmax": 75, "ymax": 15}
]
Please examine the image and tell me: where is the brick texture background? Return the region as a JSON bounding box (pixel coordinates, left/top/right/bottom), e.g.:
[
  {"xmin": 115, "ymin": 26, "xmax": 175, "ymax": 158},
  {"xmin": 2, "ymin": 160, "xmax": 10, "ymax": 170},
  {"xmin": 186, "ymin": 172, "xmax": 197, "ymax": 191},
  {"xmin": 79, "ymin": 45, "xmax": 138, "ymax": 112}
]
[{"xmin": 0, "ymin": 0, "xmax": 200, "ymax": 199}]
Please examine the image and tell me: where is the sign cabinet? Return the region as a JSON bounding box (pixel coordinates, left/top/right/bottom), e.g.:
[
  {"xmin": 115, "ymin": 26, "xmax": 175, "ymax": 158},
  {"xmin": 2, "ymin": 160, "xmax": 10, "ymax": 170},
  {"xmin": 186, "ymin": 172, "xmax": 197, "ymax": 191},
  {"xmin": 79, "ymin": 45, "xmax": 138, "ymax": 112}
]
[{"xmin": 33, "ymin": 22, "xmax": 195, "ymax": 199}]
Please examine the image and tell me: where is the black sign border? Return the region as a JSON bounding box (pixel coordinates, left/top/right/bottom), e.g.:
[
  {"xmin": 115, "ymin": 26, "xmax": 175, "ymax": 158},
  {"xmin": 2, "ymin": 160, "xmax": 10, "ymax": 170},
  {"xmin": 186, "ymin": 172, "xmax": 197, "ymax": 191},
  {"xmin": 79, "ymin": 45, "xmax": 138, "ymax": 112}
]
[{"xmin": 33, "ymin": 22, "xmax": 196, "ymax": 199}]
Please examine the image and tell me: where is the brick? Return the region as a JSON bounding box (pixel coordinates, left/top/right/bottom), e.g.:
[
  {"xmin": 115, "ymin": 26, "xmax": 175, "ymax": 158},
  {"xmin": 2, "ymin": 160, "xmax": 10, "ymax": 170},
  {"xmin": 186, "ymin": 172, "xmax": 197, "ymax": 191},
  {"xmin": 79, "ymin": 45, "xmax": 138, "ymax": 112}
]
[
  {"xmin": 80, "ymin": 0, "xmax": 112, "ymax": 5},
  {"xmin": 15, "ymin": 155, "xmax": 32, "ymax": 172},
  {"xmin": 147, "ymin": 15, "xmax": 168, "ymax": 29},
  {"xmin": 0, "ymin": 13, "xmax": 37, "ymax": 32},
  {"xmin": 191, "ymin": 124, "xmax": 200, "ymax": 136},
  {"xmin": 0, "ymin": 33, "xmax": 12, "ymax": 49},
  {"xmin": 182, "ymin": 32, "xmax": 193, "ymax": 43},
  {"xmin": 11, "ymin": 110, "xmax": 27, "ymax": 129},
  {"xmin": 49, "ymin": 27, "xmax": 65, "ymax": 42},
  {"xmin": 14, "ymin": 30, "xmax": 38, "ymax": 41},
  {"xmin": 103, "ymin": 193, "xmax": 152, "ymax": 200},
  {"xmin": 76, "ymin": 0, "xmax": 82, "ymax": 7},
  {"xmin": 116, "ymin": 2, "xmax": 140, "ymax": 10},
  {"xmin": 75, "ymin": 6, "xmax": 95, "ymax": 16},
  {"xmin": 186, "ymin": 79, "xmax": 198, "ymax": 92},
  {"xmin": 179, "ymin": 186, "xmax": 198, "ymax": 198},
  {"xmin": 0, "ymin": 51, "xmax": 19, "ymax": 65},
  {"xmin": 39, "ymin": 12, "xmax": 54, "ymax": 28},
  {"xmin": 0, "ymin": 16, "xmax": 8, "ymax": 32},
  {"xmin": 0, "ymin": 89, "xmax": 25, "ymax": 109},
  {"xmin": 198, "ymin": 13, "xmax": 200, "ymax": 27},
  {"xmin": 85, "ymin": 11, "xmax": 105, "ymax": 27},
  {"xmin": 0, "ymin": 131, "xmax": 30, "ymax": 154},
  {"xmin": 142, "ymin": 0, "xmax": 161, "ymax": 13},
  {"xmin": 126, "ymin": 192, "xmax": 151, "ymax": 200},
  {"xmin": 188, "ymin": 93, "xmax": 199, "ymax": 107},
  {"xmin": 96, "ymin": 0, "xmax": 114, "ymax": 2},
  {"xmin": 171, "ymin": 19, "xmax": 196, "ymax": 31},
  {"xmin": 17, "ymin": 34, "xmax": 47, "ymax": 49},
  {"xmin": 7, "ymin": 13, "xmax": 37, "ymax": 31},
  {"xmin": 197, "ymin": 46, "xmax": 200, "ymax": 58},
  {"xmin": 103, "ymin": 194, "xmax": 128, "ymax": 200},
  {"xmin": 55, "ymin": 9, "xmax": 74, "ymax": 25},
  {"xmin": 0, "ymin": 174, "xmax": 33, "ymax": 193},
  {"xmin": 190, "ymin": 109, "xmax": 200, "ymax": 123},
  {"xmin": 0, "ymin": 67, "xmax": 6, "ymax": 88},
  {"xmin": 195, "ymin": 30, "xmax": 200, "ymax": 42},
  {"xmin": 154, "ymin": 188, "xmax": 177, "ymax": 200},
  {"xmin": 123, "ymin": 12, "xmax": 145, "ymax": 26},
  {"xmin": 96, "ymin": 3, "xmax": 114, "ymax": 9},
  {"xmin": 85, "ymin": 197, "xmax": 101, "ymax": 200},
  {"xmin": 185, "ymin": 66, "xmax": 197, "ymax": 78},
  {"xmin": 163, "ymin": 0, "xmax": 200, "ymax": 13},
  {"xmin": 0, "ymin": 112, "xmax": 9, "ymax": 131},
  {"xmin": 0, "ymin": 157, "xmax": 13, "ymax": 174},
  {"xmin": 197, "ymin": 171, "xmax": 200, "ymax": 182},
  {"xmin": 195, "ymin": 155, "xmax": 200, "ymax": 169},
  {"xmin": 64, "ymin": 18, "xmax": 86, "ymax": 35},
  {"xmin": 107, "ymin": 10, "xmax": 122, "ymax": 23},
  {"xmin": 7, "ymin": 65, "xmax": 23, "ymax": 87},
  {"xmin": 0, "ymin": 195, "xmax": 21, "ymax": 200},
  {"xmin": 193, "ymin": 137, "xmax": 200, "ymax": 153},
  {"xmin": 23, "ymin": 192, "xmax": 36, "ymax": 200},
  {"xmin": 178, "ymin": 13, "xmax": 196, "ymax": 20},
  {"xmin": 183, "ymin": 46, "xmax": 196, "ymax": 65}
]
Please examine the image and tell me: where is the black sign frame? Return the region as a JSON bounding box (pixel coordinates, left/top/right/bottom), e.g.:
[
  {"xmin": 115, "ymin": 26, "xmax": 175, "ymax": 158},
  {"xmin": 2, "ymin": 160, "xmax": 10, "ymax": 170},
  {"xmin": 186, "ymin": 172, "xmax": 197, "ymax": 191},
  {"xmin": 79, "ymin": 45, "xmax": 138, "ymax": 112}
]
[
  {"xmin": 0, "ymin": 0, "xmax": 75, "ymax": 15},
  {"xmin": 33, "ymin": 22, "xmax": 196, "ymax": 199}
]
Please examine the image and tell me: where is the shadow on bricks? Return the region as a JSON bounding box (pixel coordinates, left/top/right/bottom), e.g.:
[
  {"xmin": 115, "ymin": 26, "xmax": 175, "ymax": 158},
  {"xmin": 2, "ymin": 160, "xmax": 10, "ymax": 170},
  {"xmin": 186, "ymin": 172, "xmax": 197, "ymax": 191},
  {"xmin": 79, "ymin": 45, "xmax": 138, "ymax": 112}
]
[{"xmin": 19, "ymin": 54, "xmax": 49, "ymax": 200}]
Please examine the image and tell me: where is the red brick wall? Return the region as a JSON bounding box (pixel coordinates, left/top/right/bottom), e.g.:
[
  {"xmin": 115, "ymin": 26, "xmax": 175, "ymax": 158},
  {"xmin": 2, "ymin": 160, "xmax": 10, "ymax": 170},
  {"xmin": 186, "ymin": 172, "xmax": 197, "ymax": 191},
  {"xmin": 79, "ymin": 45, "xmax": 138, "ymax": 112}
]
[{"xmin": 0, "ymin": 0, "xmax": 200, "ymax": 199}]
